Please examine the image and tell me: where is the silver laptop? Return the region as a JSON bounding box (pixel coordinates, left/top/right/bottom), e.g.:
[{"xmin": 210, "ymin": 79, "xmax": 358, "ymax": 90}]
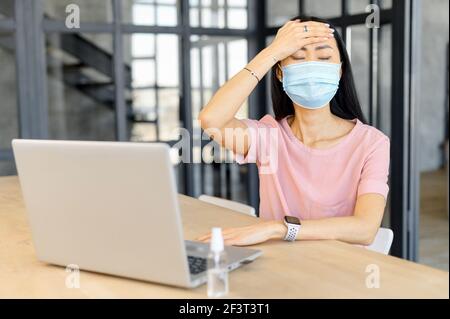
[{"xmin": 12, "ymin": 139, "xmax": 262, "ymax": 288}]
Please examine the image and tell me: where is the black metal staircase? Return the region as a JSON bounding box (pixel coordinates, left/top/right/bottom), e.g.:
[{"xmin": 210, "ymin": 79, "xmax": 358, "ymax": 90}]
[
  {"xmin": 0, "ymin": 1, "xmax": 153, "ymax": 124},
  {"xmin": 55, "ymin": 33, "xmax": 132, "ymax": 113}
]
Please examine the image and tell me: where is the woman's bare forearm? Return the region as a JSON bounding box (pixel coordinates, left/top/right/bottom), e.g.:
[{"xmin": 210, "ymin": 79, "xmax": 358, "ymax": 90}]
[
  {"xmin": 297, "ymin": 216, "xmax": 380, "ymax": 245},
  {"xmin": 198, "ymin": 20, "xmax": 333, "ymax": 130},
  {"xmin": 198, "ymin": 47, "xmax": 278, "ymax": 129},
  {"xmin": 269, "ymin": 216, "xmax": 379, "ymax": 246},
  {"xmin": 270, "ymin": 194, "xmax": 386, "ymax": 245},
  {"xmin": 197, "ymin": 20, "xmax": 333, "ymax": 154}
]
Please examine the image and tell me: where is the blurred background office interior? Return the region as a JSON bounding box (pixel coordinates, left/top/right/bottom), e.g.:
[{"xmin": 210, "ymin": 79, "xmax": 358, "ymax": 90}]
[{"xmin": 0, "ymin": 0, "xmax": 448, "ymax": 269}]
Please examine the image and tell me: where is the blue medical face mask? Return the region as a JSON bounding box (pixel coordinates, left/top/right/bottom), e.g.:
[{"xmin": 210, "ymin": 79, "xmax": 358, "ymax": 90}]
[{"xmin": 281, "ymin": 61, "xmax": 341, "ymax": 109}]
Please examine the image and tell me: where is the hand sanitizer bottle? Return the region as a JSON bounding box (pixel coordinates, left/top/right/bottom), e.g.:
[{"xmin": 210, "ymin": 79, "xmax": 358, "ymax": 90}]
[{"xmin": 207, "ymin": 227, "xmax": 229, "ymax": 298}]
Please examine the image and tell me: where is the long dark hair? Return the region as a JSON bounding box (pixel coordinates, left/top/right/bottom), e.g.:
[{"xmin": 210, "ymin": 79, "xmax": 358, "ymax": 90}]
[{"xmin": 271, "ymin": 15, "xmax": 367, "ymax": 124}]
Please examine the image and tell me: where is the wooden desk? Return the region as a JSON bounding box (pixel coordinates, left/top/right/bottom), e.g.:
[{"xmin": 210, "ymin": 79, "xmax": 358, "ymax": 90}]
[{"xmin": 0, "ymin": 176, "xmax": 448, "ymax": 298}]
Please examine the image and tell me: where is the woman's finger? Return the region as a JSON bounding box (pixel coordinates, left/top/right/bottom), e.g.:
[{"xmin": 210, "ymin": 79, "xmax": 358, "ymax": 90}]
[
  {"xmin": 296, "ymin": 25, "xmax": 334, "ymax": 34},
  {"xmin": 299, "ymin": 31, "xmax": 334, "ymax": 40},
  {"xmin": 294, "ymin": 26, "xmax": 334, "ymax": 38},
  {"xmin": 300, "ymin": 37, "xmax": 332, "ymax": 46},
  {"xmin": 282, "ymin": 19, "xmax": 300, "ymax": 30},
  {"xmin": 289, "ymin": 18, "xmax": 301, "ymax": 24},
  {"xmin": 299, "ymin": 21, "xmax": 330, "ymax": 28}
]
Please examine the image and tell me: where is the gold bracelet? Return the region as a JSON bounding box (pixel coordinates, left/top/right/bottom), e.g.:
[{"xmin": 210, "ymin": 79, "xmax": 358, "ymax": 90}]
[{"xmin": 243, "ymin": 67, "xmax": 261, "ymax": 82}]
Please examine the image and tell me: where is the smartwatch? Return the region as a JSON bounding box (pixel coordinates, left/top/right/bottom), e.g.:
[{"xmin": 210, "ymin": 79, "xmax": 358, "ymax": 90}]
[{"xmin": 283, "ymin": 216, "xmax": 301, "ymax": 241}]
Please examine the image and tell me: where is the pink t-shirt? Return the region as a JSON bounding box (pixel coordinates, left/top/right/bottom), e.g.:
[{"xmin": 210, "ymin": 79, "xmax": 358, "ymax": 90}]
[{"xmin": 235, "ymin": 115, "xmax": 390, "ymax": 221}]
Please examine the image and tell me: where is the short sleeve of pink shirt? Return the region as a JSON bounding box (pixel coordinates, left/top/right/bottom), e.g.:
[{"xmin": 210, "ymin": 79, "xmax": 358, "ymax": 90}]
[{"xmin": 234, "ymin": 115, "xmax": 390, "ymax": 221}]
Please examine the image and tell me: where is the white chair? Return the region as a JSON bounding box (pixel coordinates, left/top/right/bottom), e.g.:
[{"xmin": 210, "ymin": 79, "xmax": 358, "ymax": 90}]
[
  {"xmin": 365, "ymin": 228, "xmax": 394, "ymax": 255},
  {"xmin": 198, "ymin": 195, "xmax": 256, "ymax": 217}
]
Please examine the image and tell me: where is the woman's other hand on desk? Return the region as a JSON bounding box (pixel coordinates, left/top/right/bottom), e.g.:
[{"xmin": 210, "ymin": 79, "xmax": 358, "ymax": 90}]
[{"xmin": 196, "ymin": 221, "xmax": 286, "ymax": 246}]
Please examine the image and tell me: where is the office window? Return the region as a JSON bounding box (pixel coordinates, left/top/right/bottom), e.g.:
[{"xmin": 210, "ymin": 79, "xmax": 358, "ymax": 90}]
[
  {"xmin": 191, "ymin": 35, "xmax": 248, "ymax": 145},
  {"xmin": 44, "ymin": 0, "xmax": 113, "ymax": 23},
  {"xmin": 124, "ymin": 33, "xmax": 180, "ymax": 142},
  {"xmin": 347, "ymin": 24, "xmax": 370, "ymax": 119},
  {"xmin": 380, "ymin": 25, "xmax": 393, "ymax": 228},
  {"xmin": 348, "ymin": 0, "xmax": 393, "ymax": 14},
  {"xmin": 265, "ymin": 0, "xmax": 298, "ymax": 27},
  {"xmin": 347, "ymin": 0, "xmax": 370, "ymax": 15},
  {"xmin": 122, "ymin": 0, "xmax": 179, "ymax": 26},
  {"xmin": 190, "ymin": 35, "xmax": 248, "ymax": 200},
  {"xmin": 378, "ymin": 24, "xmax": 392, "ymax": 137},
  {"xmin": 189, "ymin": 0, "xmax": 248, "ymax": 29},
  {"xmin": 191, "ymin": 35, "xmax": 248, "ymax": 119},
  {"xmin": 303, "ymin": 0, "xmax": 341, "ymax": 18},
  {"xmin": 381, "ymin": 0, "xmax": 393, "ymax": 10},
  {"xmin": 46, "ymin": 33, "xmax": 116, "ymax": 141}
]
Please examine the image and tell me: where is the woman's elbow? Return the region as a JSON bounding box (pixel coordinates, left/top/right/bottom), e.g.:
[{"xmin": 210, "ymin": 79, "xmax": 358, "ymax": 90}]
[
  {"xmin": 358, "ymin": 234, "xmax": 376, "ymax": 246},
  {"xmin": 198, "ymin": 110, "xmax": 213, "ymax": 130},
  {"xmin": 199, "ymin": 109, "xmax": 229, "ymax": 132},
  {"xmin": 357, "ymin": 224, "xmax": 379, "ymax": 246},
  {"xmin": 346, "ymin": 217, "xmax": 380, "ymax": 245}
]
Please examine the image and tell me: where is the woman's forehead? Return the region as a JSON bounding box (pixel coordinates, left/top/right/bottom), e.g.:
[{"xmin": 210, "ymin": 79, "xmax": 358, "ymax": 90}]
[
  {"xmin": 289, "ymin": 39, "xmax": 339, "ymax": 56},
  {"xmin": 302, "ymin": 39, "xmax": 337, "ymax": 51}
]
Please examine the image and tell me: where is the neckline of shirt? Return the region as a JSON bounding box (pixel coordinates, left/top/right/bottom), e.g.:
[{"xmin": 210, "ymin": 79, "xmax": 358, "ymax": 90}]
[{"xmin": 280, "ymin": 116, "xmax": 362, "ymax": 156}]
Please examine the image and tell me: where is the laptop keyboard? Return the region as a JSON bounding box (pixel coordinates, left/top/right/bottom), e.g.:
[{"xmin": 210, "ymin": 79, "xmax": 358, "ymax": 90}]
[{"xmin": 187, "ymin": 256, "xmax": 207, "ymax": 275}]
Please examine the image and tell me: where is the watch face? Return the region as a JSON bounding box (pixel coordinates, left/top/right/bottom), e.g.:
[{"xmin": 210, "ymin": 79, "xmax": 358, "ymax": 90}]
[{"xmin": 284, "ymin": 216, "xmax": 301, "ymax": 225}]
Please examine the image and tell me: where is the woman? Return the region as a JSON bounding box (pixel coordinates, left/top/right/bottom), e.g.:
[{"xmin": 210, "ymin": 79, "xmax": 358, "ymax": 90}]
[{"xmin": 196, "ymin": 16, "xmax": 390, "ymax": 247}]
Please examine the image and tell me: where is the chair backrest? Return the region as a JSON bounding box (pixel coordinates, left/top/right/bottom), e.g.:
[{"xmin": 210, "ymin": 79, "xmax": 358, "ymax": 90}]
[
  {"xmin": 366, "ymin": 228, "xmax": 394, "ymax": 255},
  {"xmin": 198, "ymin": 195, "xmax": 256, "ymax": 217}
]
